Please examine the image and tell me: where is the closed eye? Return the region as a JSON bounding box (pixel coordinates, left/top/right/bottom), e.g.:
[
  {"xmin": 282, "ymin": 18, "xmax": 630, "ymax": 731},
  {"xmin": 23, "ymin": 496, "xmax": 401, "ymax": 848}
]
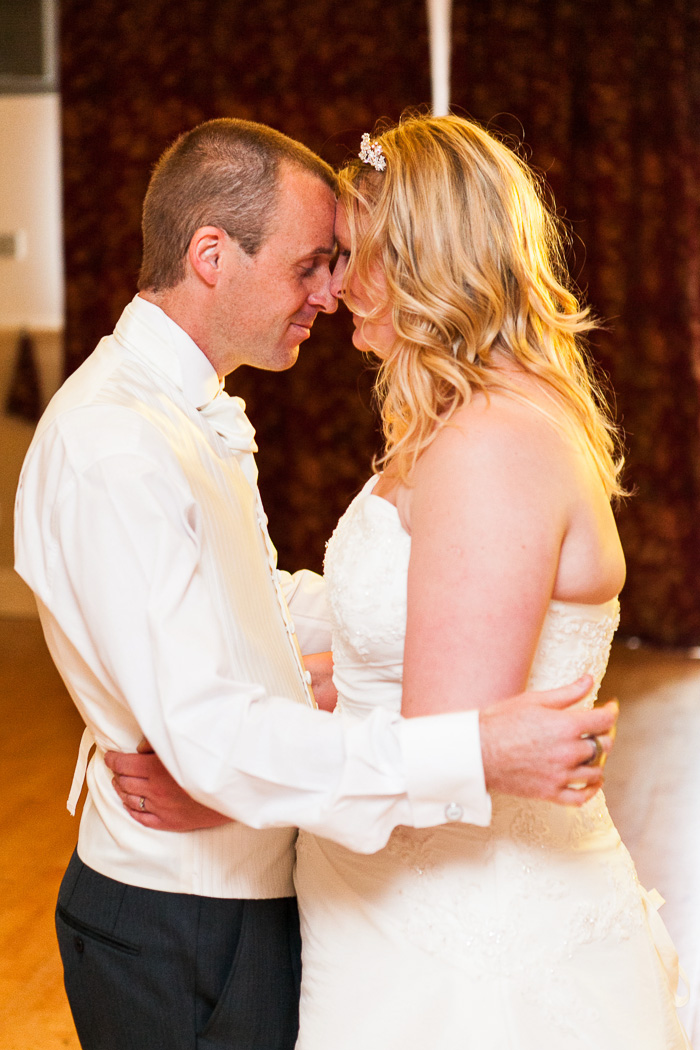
[
  {"xmin": 331, "ymin": 250, "xmax": 350, "ymax": 277},
  {"xmin": 299, "ymin": 255, "xmax": 334, "ymax": 278}
]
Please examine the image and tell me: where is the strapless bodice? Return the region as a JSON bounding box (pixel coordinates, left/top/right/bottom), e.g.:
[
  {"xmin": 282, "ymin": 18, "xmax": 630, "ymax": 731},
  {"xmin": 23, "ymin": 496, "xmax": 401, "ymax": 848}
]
[{"xmin": 324, "ymin": 474, "xmax": 620, "ymax": 719}]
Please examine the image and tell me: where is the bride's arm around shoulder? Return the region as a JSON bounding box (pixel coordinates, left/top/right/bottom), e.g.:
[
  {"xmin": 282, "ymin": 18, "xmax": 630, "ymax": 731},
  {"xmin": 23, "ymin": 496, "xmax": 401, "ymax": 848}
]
[{"xmin": 400, "ymin": 390, "xmax": 623, "ymax": 718}]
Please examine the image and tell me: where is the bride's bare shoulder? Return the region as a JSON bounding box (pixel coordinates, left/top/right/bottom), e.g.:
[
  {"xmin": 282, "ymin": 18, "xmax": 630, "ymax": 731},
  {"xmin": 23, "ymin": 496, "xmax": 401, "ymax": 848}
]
[
  {"xmin": 411, "ymin": 382, "xmax": 592, "ymax": 529},
  {"xmin": 428, "ymin": 383, "xmax": 570, "ymax": 468}
]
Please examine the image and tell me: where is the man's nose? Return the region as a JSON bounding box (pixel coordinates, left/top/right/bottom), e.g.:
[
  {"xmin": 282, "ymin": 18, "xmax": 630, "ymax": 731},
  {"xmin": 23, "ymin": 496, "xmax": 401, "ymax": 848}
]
[{"xmin": 308, "ymin": 274, "xmax": 338, "ymax": 314}]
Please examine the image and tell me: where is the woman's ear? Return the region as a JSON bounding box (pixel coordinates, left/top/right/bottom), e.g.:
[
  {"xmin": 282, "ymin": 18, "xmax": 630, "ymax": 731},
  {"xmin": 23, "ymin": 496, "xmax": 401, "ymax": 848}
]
[{"xmin": 188, "ymin": 226, "xmax": 229, "ymax": 287}]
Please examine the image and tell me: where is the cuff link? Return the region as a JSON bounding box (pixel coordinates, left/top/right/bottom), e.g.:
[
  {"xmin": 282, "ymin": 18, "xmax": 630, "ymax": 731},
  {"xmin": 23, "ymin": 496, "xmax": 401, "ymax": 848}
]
[{"xmin": 444, "ymin": 802, "xmax": 464, "ymax": 822}]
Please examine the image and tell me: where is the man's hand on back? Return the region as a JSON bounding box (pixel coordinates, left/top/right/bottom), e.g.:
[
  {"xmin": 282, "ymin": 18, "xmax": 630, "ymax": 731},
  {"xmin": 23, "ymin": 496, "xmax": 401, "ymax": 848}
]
[{"xmin": 479, "ymin": 675, "xmax": 618, "ymax": 806}]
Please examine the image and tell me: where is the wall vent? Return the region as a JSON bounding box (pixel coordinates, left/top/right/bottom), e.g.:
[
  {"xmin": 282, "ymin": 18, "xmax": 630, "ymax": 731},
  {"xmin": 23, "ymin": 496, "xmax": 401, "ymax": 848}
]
[{"xmin": 0, "ymin": 232, "xmax": 27, "ymax": 260}]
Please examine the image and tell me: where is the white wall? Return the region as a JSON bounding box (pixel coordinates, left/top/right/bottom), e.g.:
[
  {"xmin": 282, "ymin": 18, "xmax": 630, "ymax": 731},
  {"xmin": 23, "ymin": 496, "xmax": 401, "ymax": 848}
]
[
  {"xmin": 0, "ymin": 92, "xmax": 64, "ymax": 329},
  {"xmin": 0, "ymin": 92, "xmax": 64, "ymax": 616}
]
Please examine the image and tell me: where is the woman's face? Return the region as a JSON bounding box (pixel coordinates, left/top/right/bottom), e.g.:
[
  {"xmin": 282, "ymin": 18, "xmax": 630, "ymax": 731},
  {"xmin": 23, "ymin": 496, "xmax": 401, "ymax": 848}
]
[{"xmin": 331, "ymin": 204, "xmax": 396, "ymax": 355}]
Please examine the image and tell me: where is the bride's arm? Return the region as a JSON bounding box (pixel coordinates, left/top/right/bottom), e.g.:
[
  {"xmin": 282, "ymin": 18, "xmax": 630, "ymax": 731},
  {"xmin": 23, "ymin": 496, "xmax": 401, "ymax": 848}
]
[{"xmin": 401, "ymin": 397, "xmax": 569, "ymax": 718}]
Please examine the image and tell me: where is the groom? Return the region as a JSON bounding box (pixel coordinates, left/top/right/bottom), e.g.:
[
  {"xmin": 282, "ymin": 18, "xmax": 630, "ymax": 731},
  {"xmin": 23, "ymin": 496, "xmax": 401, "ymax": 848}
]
[{"xmin": 15, "ymin": 119, "xmax": 617, "ymax": 1050}]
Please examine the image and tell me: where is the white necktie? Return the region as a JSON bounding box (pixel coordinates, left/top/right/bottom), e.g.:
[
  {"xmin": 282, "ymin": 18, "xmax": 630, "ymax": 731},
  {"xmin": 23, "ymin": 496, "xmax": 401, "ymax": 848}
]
[
  {"xmin": 198, "ymin": 389, "xmax": 316, "ymax": 708},
  {"xmin": 198, "ymin": 391, "xmax": 259, "ymax": 489}
]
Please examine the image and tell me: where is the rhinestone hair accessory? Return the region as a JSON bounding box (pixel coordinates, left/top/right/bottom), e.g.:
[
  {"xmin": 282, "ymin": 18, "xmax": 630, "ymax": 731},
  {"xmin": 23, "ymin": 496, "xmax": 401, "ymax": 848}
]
[{"xmin": 359, "ymin": 132, "xmax": 386, "ymax": 172}]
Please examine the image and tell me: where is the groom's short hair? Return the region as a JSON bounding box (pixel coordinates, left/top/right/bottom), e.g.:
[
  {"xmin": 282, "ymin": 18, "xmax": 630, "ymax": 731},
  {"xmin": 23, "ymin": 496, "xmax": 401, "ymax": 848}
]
[{"xmin": 138, "ymin": 118, "xmax": 337, "ymax": 292}]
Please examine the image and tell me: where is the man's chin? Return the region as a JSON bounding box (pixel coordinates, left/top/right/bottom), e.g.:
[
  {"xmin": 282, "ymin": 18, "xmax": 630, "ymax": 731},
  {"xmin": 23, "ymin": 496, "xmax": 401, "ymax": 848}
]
[
  {"xmin": 252, "ymin": 333, "xmax": 305, "ymax": 372},
  {"xmin": 284, "ymin": 345, "xmax": 301, "ymax": 369},
  {"xmin": 265, "ymin": 345, "xmax": 300, "ymax": 372}
]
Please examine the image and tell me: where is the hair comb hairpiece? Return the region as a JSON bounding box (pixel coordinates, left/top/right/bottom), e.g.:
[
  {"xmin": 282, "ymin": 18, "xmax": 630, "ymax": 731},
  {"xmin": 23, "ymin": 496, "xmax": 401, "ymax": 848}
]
[{"xmin": 359, "ymin": 133, "xmax": 386, "ymax": 172}]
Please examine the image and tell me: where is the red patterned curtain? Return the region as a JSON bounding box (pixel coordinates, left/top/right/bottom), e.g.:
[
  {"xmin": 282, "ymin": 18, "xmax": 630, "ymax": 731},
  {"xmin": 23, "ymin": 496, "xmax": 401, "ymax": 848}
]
[{"xmin": 61, "ymin": 0, "xmax": 700, "ymax": 644}]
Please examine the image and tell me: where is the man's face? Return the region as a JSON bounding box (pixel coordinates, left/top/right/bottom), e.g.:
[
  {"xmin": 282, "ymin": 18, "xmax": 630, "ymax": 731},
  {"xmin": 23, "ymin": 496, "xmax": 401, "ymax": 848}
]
[{"xmin": 215, "ymin": 163, "xmax": 338, "ymax": 374}]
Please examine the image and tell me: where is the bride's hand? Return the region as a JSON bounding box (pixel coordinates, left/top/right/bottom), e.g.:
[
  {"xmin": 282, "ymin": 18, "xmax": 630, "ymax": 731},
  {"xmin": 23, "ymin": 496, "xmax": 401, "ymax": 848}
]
[
  {"xmin": 304, "ymin": 652, "xmax": 338, "ymax": 712},
  {"xmin": 104, "ymin": 742, "xmax": 232, "ymax": 831}
]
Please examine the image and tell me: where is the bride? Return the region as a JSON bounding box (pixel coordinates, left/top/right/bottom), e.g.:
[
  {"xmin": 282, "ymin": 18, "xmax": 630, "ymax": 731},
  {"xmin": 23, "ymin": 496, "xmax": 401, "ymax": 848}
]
[
  {"xmin": 290, "ymin": 114, "xmax": 690, "ymax": 1050},
  {"xmin": 112, "ymin": 115, "xmax": 691, "ymax": 1048}
]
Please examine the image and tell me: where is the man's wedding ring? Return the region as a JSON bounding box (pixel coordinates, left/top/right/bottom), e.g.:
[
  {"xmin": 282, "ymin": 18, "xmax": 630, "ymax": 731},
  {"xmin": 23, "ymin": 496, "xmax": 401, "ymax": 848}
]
[
  {"xmin": 138, "ymin": 796, "xmax": 146, "ymax": 811},
  {"xmin": 582, "ymin": 734, "xmax": 604, "ymax": 767}
]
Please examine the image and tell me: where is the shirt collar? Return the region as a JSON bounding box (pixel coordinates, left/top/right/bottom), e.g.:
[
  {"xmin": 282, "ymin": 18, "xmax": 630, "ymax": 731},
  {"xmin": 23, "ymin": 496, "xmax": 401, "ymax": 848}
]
[{"xmin": 113, "ymin": 294, "xmax": 222, "ymax": 409}]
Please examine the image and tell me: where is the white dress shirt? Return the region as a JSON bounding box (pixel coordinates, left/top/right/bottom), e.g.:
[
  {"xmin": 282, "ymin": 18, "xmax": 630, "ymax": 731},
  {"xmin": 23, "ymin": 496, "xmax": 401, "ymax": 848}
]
[{"xmin": 14, "ymin": 295, "xmax": 490, "ymax": 898}]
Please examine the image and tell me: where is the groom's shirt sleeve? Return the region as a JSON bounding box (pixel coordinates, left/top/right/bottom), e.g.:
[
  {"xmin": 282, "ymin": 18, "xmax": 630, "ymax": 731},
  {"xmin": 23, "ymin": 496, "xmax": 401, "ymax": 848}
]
[
  {"xmin": 15, "ymin": 414, "xmax": 491, "ymax": 854},
  {"xmin": 277, "ymin": 568, "xmax": 331, "ymax": 654}
]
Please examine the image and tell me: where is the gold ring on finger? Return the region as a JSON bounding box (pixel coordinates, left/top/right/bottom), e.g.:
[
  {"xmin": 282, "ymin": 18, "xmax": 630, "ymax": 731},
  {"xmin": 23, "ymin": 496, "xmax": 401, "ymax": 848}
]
[{"xmin": 582, "ymin": 734, "xmax": 604, "ymax": 767}]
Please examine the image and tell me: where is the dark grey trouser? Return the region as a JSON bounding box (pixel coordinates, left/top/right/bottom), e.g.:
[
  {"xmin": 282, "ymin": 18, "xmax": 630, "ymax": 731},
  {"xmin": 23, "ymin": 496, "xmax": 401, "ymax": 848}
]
[{"xmin": 56, "ymin": 850, "xmax": 301, "ymax": 1050}]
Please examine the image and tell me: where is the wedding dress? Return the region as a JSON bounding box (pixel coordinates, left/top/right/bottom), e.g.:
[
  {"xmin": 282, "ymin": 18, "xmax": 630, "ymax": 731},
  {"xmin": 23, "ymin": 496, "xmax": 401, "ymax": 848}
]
[{"xmin": 295, "ymin": 475, "xmax": 691, "ymax": 1049}]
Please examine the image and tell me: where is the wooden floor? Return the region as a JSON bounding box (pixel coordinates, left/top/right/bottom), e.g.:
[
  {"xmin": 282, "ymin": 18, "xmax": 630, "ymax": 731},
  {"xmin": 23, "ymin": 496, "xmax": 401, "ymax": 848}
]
[
  {"xmin": 0, "ymin": 619, "xmax": 83, "ymax": 1050},
  {"xmin": 0, "ymin": 619, "xmax": 698, "ymax": 1048}
]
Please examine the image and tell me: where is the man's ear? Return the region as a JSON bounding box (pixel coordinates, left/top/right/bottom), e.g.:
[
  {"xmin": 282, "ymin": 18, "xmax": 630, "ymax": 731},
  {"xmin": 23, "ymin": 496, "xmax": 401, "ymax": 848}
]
[{"xmin": 188, "ymin": 226, "xmax": 231, "ymax": 287}]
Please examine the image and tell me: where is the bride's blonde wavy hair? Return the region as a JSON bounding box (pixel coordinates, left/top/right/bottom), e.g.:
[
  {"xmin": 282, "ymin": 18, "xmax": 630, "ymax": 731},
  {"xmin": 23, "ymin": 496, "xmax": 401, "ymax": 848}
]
[{"xmin": 337, "ymin": 113, "xmax": 625, "ymax": 496}]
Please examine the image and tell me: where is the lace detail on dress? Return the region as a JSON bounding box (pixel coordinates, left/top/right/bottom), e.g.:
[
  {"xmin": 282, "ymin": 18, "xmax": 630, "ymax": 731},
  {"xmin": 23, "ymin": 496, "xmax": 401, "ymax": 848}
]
[
  {"xmin": 527, "ymin": 600, "xmax": 620, "ymax": 704},
  {"xmin": 323, "ymin": 482, "xmax": 411, "ymax": 672},
  {"xmin": 324, "ymin": 484, "xmax": 410, "ymax": 664},
  {"xmin": 382, "ymin": 807, "xmax": 644, "ymax": 956},
  {"xmin": 378, "ymin": 814, "xmax": 647, "ymax": 1038}
]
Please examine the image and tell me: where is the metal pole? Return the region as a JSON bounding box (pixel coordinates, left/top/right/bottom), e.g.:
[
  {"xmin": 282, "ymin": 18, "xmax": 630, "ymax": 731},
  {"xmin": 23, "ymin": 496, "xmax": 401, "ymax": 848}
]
[{"xmin": 427, "ymin": 0, "xmax": 452, "ymax": 116}]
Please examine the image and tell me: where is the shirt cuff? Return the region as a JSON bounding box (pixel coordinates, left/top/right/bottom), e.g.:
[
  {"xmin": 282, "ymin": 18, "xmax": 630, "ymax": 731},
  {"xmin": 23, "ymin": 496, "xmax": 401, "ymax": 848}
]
[
  {"xmin": 400, "ymin": 710, "xmax": 492, "ymax": 828},
  {"xmin": 279, "ymin": 569, "xmax": 332, "ymax": 654}
]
